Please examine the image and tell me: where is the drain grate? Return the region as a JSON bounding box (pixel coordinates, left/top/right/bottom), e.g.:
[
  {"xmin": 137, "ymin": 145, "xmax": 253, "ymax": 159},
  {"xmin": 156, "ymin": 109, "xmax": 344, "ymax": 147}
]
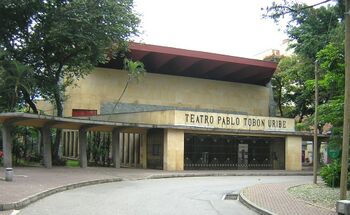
[{"xmin": 223, "ymin": 192, "xmax": 239, "ymax": 200}]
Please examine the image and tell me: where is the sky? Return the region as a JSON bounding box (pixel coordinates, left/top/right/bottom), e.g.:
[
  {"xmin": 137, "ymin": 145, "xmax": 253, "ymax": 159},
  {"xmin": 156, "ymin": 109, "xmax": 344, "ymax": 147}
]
[
  {"xmin": 134, "ymin": 0, "xmax": 330, "ymax": 58},
  {"xmin": 132, "ymin": 0, "xmax": 328, "ymax": 59}
]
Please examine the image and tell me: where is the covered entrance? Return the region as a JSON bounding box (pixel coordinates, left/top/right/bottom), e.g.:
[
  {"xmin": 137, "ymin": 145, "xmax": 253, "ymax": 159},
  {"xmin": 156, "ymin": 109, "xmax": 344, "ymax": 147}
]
[{"xmin": 184, "ymin": 134, "xmax": 285, "ymax": 170}]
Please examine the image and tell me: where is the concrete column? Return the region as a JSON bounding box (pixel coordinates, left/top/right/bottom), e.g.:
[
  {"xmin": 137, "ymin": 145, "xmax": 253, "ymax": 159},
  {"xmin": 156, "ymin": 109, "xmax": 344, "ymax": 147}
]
[
  {"xmin": 129, "ymin": 133, "xmax": 134, "ymax": 166},
  {"xmin": 123, "ymin": 133, "xmax": 128, "ymax": 165},
  {"xmin": 75, "ymin": 131, "xmax": 79, "ymax": 158},
  {"xmin": 2, "ymin": 124, "xmax": 13, "ymax": 168},
  {"xmin": 79, "ymin": 128, "xmax": 88, "ymax": 168},
  {"xmin": 68, "ymin": 131, "xmax": 72, "ymax": 157},
  {"xmin": 119, "ymin": 133, "xmax": 124, "ymax": 165},
  {"xmin": 285, "ymin": 136, "xmax": 302, "ymax": 171},
  {"xmin": 72, "ymin": 131, "xmax": 77, "ymax": 158},
  {"xmin": 112, "ymin": 128, "xmax": 120, "ymax": 168},
  {"xmin": 42, "ymin": 127, "xmax": 52, "ymax": 168},
  {"xmin": 63, "ymin": 130, "xmax": 70, "ymax": 157},
  {"xmin": 163, "ymin": 129, "xmax": 184, "ymax": 171},
  {"xmin": 140, "ymin": 132, "xmax": 148, "ymax": 168},
  {"xmin": 134, "ymin": 134, "xmax": 140, "ymax": 166}
]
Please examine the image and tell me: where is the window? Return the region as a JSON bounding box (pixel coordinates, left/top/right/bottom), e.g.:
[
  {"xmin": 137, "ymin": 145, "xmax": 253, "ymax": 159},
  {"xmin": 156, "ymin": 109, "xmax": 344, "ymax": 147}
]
[{"xmin": 72, "ymin": 109, "xmax": 97, "ymax": 117}]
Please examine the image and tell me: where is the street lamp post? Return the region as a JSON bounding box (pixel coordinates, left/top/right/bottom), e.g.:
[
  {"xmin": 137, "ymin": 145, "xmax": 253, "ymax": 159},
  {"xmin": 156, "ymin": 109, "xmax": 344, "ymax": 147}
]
[
  {"xmin": 340, "ymin": 0, "xmax": 350, "ymax": 200},
  {"xmin": 313, "ymin": 60, "xmax": 319, "ymax": 184}
]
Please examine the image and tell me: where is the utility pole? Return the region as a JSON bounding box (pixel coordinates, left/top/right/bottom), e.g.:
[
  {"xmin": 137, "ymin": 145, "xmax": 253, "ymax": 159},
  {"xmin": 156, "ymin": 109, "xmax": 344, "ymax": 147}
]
[
  {"xmin": 340, "ymin": 0, "xmax": 350, "ymax": 200},
  {"xmin": 313, "ymin": 60, "xmax": 319, "ymax": 184}
]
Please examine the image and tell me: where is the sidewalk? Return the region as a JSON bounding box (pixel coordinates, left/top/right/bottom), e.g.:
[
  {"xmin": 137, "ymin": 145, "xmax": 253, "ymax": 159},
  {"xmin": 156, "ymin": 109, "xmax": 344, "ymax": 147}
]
[
  {"xmin": 241, "ymin": 183, "xmax": 336, "ymax": 215},
  {"xmin": 0, "ymin": 166, "xmax": 319, "ymax": 214}
]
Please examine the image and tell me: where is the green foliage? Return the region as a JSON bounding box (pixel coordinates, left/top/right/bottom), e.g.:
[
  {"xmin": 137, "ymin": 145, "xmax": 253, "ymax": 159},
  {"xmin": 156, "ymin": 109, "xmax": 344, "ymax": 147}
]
[
  {"xmin": 66, "ymin": 159, "xmax": 79, "ymax": 167},
  {"xmin": 320, "ymin": 159, "xmax": 341, "ymax": 187},
  {"xmin": 272, "ymin": 55, "xmax": 314, "ymax": 120},
  {"xmin": 320, "ymin": 159, "xmax": 350, "ymax": 188},
  {"xmin": 0, "ymin": 50, "xmax": 38, "ymax": 112},
  {"xmin": 318, "ymin": 97, "xmax": 344, "ymax": 127},
  {"xmin": 286, "ymin": 5, "xmax": 342, "ymax": 60},
  {"xmin": 317, "ymin": 43, "xmax": 345, "ymax": 99},
  {"xmin": 108, "ymin": 59, "xmax": 146, "ymax": 115},
  {"xmin": 9, "ymin": 126, "xmax": 41, "ymax": 166},
  {"xmin": 265, "ymin": 1, "xmax": 345, "ymax": 134},
  {"xmin": 0, "ymin": 0, "xmax": 140, "ymax": 115},
  {"xmin": 264, "ymin": 1, "xmax": 344, "ymax": 59},
  {"xmin": 87, "ymin": 131, "xmax": 111, "ymax": 166},
  {"xmin": 0, "ymin": 0, "xmax": 141, "ymax": 162},
  {"xmin": 124, "ymin": 58, "xmax": 146, "ymax": 82}
]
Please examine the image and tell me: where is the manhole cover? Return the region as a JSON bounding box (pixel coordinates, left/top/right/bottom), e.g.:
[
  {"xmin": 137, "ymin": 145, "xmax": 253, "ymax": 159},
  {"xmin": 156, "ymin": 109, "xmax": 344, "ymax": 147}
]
[{"xmin": 223, "ymin": 192, "xmax": 239, "ymax": 200}]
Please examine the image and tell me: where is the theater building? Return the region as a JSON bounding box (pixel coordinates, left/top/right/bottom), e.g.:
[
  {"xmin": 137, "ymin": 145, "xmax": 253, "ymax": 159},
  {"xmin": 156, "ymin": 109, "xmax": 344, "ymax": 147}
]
[{"xmin": 58, "ymin": 43, "xmax": 311, "ymax": 171}]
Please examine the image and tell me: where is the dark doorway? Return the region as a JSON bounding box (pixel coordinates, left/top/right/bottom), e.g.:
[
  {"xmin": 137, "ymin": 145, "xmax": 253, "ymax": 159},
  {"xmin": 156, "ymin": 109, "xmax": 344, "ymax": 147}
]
[
  {"xmin": 147, "ymin": 129, "xmax": 164, "ymax": 169},
  {"xmin": 184, "ymin": 134, "xmax": 285, "ymax": 170}
]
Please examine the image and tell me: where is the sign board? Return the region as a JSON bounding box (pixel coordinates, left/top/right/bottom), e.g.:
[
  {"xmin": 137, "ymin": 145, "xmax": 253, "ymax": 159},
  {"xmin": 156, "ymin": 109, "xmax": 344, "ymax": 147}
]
[
  {"xmin": 175, "ymin": 111, "xmax": 295, "ymax": 132},
  {"xmin": 328, "ymin": 148, "xmax": 341, "ymax": 159}
]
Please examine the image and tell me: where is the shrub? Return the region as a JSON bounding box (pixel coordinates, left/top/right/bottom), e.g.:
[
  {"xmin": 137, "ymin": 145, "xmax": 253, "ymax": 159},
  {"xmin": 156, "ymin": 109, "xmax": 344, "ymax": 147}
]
[
  {"xmin": 320, "ymin": 160, "xmax": 341, "ymax": 187},
  {"xmin": 320, "ymin": 159, "xmax": 350, "ymax": 188}
]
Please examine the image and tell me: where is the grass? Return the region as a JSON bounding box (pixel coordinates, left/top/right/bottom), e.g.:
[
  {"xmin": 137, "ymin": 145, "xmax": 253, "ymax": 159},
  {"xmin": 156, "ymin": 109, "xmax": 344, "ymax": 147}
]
[
  {"xmin": 66, "ymin": 159, "xmax": 80, "ymax": 167},
  {"xmin": 12, "ymin": 159, "xmax": 41, "ymax": 167},
  {"xmin": 288, "ymin": 184, "xmax": 349, "ymax": 210}
]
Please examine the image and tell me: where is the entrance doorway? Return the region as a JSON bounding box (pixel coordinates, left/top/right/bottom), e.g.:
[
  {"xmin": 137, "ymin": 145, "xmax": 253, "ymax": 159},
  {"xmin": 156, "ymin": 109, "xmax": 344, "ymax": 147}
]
[{"xmin": 184, "ymin": 134, "xmax": 285, "ymax": 170}]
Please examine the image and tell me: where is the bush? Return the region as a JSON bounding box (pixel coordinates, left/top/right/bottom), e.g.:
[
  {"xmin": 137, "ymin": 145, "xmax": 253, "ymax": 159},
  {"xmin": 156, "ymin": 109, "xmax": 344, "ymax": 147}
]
[
  {"xmin": 66, "ymin": 159, "xmax": 79, "ymax": 167},
  {"xmin": 320, "ymin": 160, "xmax": 341, "ymax": 187},
  {"xmin": 320, "ymin": 159, "xmax": 350, "ymax": 188}
]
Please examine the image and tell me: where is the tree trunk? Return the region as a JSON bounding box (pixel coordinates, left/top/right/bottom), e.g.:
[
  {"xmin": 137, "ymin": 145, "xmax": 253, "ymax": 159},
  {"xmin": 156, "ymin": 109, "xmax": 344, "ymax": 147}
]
[
  {"xmin": 21, "ymin": 88, "xmax": 38, "ymax": 114},
  {"xmin": 52, "ymin": 87, "xmax": 63, "ymax": 163}
]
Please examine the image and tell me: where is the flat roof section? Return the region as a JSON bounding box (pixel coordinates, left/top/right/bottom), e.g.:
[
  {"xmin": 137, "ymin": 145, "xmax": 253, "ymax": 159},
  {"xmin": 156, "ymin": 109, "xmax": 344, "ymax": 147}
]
[
  {"xmin": 101, "ymin": 43, "xmax": 277, "ymax": 86},
  {"xmin": 0, "ymin": 112, "xmax": 328, "ymax": 140}
]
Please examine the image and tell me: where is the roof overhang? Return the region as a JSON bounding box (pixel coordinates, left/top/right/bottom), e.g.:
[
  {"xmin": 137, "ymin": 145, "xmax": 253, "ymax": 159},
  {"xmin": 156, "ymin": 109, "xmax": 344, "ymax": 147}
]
[
  {"xmin": 101, "ymin": 43, "xmax": 277, "ymax": 86},
  {"xmin": 0, "ymin": 112, "xmax": 329, "ymax": 140}
]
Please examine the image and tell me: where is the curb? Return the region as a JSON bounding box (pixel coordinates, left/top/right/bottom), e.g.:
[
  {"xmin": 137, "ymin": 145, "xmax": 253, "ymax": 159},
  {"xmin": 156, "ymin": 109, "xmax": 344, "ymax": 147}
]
[
  {"xmin": 239, "ymin": 190, "xmax": 277, "ymax": 215},
  {"xmin": 146, "ymin": 171, "xmax": 313, "ymax": 179},
  {"xmin": 0, "ymin": 177, "xmax": 122, "ymax": 211}
]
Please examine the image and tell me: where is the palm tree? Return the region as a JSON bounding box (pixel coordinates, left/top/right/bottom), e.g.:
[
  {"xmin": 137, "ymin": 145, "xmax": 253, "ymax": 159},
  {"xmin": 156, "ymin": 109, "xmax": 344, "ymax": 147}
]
[
  {"xmin": 109, "ymin": 58, "xmax": 146, "ymax": 116},
  {"xmin": 0, "ymin": 57, "xmax": 38, "ymax": 113}
]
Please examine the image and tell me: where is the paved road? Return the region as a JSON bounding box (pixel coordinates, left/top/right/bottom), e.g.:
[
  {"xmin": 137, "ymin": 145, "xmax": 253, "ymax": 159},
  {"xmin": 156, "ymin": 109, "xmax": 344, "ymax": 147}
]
[{"xmin": 18, "ymin": 176, "xmax": 312, "ymax": 215}]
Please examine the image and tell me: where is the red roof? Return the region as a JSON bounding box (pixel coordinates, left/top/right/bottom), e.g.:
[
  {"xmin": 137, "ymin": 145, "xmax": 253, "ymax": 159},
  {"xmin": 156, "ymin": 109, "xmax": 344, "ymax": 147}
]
[{"xmin": 102, "ymin": 43, "xmax": 277, "ymax": 86}]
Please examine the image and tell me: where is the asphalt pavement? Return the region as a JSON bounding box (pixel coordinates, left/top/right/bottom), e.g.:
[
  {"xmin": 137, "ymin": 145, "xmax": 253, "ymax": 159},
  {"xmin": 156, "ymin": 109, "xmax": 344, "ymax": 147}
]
[
  {"xmin": 17, "ymin": 176, "xmax": 311, "ymax": 215},
  {"xmin": 0, "ymin": 167, "xmax": 336, "ymax": 215}
]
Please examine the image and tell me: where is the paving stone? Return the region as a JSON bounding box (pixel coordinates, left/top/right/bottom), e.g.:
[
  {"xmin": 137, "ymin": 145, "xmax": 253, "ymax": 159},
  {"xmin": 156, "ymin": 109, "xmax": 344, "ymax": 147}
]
[{"xmin": 243, "ymin": 183, "xmax": 336, "ymax": 215}]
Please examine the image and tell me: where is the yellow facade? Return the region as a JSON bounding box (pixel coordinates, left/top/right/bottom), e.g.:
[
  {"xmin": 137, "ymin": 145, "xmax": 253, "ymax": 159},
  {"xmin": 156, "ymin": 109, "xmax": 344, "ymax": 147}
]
[
  {"xmin": 285, "ymin": 136, "xmax": 302, "ymax": 171},
  {"xmin": 58, "ymin": 67, "xmax": 304, "ymax": 172},
  {"xmin": 63, "ymin": 67, "xmax": 270, "ymax": 117},
  {"xmin": 163, "ymin": 129, "xmax": 184, "ymax": 171}
]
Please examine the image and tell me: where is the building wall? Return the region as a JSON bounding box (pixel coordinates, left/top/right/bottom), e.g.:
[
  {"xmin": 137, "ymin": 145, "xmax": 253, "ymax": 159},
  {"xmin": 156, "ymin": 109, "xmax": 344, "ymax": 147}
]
[
  {"xmin": 163, "ymin": 129, "xmax": 184, "ymax": 171},
  {"xmin": 63, "ymin": 67, "xmax": 270, "ymax": 117},
  {"xmin": 285, "ymin": 136, "xmax": 302, "ymax": 171}
]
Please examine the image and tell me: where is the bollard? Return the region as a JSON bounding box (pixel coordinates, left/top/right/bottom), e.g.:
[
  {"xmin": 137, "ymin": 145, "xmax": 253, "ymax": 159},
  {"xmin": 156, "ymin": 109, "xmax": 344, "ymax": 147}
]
[
  {"xmin": 5, "ymin": 168, "xmax": 13, "ymax": 182},
  {"xmin": 337, "ymin": 200, "xmax": 350, "ymax": 215}
]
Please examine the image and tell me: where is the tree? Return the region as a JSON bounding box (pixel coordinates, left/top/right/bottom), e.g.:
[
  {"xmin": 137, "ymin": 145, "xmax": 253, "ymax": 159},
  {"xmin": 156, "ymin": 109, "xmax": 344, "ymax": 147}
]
[
  {"xmin": 316, "ymin": 42, "xmax": 345, "ymax": 147},
  {"xmin": 270, "ymin": 55, "xmax": 314, "ymax": 121},
  {"xmin": 0, "ymin": 0, "xmax": 141, "ymax": 162},
  {"xmin": 264, "ymin": 1, "xmax": 343, "ymax": 60},
  {"xmin": 0, "ymin": 51, "xmax": 38, "ymax": 113},
  {"xmin": 263, "ymin": 1, "xmax": 345, "ymax": 129}
]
